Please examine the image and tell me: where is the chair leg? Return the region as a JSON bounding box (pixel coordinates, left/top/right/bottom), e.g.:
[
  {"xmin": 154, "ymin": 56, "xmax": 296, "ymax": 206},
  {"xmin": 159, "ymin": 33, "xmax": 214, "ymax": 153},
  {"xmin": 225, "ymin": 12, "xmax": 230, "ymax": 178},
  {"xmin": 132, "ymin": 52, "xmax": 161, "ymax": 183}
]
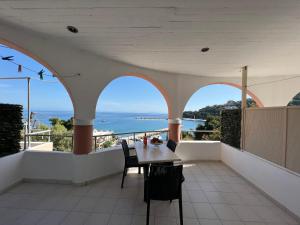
[
  {"xmin": 121, "ymin": 166, "xmax": 126, "ymax": 188},
  {"xmin": 179, "ymin": 196, "xmax": 183, "ymax": 225},
  {"xmin": 146, "ymin": 198, "xmax": 150, "ymax": 225},
  {"xmin": 138, "ymin": 166, "xmax": 141, "ymax": 174}
]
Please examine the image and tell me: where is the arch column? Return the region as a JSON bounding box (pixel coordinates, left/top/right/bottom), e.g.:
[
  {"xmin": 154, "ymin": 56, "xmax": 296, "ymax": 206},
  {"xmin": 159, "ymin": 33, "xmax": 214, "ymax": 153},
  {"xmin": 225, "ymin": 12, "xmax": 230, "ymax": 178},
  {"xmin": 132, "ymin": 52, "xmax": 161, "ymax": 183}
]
[
  {"xmin": 168, "ymin": 118, "xmax": 182, "ymax": 142},
  {"xmin": 73, "ymin": 119, "xmax": 93, "ymax": 154}
]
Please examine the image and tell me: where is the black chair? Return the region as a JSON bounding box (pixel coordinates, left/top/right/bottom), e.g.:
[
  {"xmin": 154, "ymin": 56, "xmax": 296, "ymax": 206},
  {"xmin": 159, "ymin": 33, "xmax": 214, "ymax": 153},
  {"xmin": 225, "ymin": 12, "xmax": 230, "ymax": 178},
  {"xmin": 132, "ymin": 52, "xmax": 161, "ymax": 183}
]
[
  {"xmin": 145, "ymin": 165, "xmax": 184, "ymax": 225},
  {"xmin": 166, "ymin": 139, "xmax": 177, "ymax": 152},
  {"xmin": 121, "ymin": 140, "xmax": 141, "ymax": 188}
]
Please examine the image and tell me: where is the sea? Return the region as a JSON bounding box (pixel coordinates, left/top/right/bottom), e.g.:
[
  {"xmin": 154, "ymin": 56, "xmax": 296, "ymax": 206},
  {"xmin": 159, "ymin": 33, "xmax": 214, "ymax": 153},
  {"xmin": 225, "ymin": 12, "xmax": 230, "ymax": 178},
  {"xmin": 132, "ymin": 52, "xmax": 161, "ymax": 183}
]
[{"xmin": 27, "ymin": 111, "xmax": 204, "ymax": 133}]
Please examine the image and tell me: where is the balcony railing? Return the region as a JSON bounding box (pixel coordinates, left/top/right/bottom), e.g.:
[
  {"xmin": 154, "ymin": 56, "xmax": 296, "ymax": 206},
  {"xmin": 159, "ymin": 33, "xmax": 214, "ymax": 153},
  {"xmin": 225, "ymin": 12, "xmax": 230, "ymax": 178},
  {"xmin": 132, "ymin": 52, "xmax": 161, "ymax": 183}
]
[
  {"xmin": 181, "ymin": 130, "xmax": 220, "ymax": 141},
  {"xmin": 23, "ymin": 129, "xmax": 169, "ymax": 152},
  {"xmin": 23, "ymin": 129, "xmax": 219, "ymax": 152}
]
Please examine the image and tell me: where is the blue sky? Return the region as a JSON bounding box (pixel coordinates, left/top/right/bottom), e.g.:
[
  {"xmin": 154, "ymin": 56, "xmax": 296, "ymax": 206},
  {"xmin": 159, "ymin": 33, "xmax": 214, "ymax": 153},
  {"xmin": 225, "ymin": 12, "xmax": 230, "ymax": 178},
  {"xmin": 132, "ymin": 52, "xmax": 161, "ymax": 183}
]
[{"xmin": 0, "ymin": 44, "xmax": 243, "ymax": 113}]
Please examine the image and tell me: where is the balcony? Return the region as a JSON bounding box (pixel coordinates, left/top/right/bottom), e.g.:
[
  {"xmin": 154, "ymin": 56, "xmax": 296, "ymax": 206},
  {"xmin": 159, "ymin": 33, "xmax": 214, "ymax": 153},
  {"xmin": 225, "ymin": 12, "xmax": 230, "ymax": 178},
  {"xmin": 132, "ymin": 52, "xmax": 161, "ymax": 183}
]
[
  {"xmin": 1, "ymin": 1, "xmax": 300, "ymax": 224},
  {"xmin": 1, "ymin": 141, "xmax": 300, "ymax": 225},
  {"xmin": 1, "ymin": 159, "xmax": 298, "ymax": 225}
]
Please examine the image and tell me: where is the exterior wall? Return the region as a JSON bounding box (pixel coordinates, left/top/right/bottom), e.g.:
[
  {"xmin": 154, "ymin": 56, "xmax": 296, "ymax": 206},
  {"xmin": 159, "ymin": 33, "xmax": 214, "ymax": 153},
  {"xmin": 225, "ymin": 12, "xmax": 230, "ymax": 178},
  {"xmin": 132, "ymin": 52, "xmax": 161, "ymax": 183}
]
[
  {"xmin": 72, "ymin": 149, "xmax": 124, "ymax": 184},
  {"xmin": 176, "ymin": 141, "xmax": 221, "ymax": 161},
  {"xmin": 21, "ymin": 149, "xmax": 124, "ymax": 184},
  {"xmin": 0, "ymin": 152, "xmax": 24, "ymax": 193},
  {"xmin": 22, "ymin": 151, "xmax": 73, "ymax": 182},
  {"xmin": 221, "ymin": 143, "xmax": 300, "ymax": 218},
  {"xmin": 4, "ymin": 142, "xmax": 220, "ymax": 187}
]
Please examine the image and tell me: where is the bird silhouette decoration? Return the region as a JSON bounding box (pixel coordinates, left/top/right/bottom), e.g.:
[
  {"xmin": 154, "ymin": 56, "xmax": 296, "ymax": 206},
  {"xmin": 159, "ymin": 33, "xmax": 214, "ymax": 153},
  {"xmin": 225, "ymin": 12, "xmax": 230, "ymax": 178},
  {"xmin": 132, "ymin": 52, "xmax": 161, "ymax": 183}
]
[
  {"xmin": 38, "ymin": 69, "xmax": 45, "ymax": 80},
  {"xmin": 1, "ymin": 56, "xmax": 14, "ymax": 61}
]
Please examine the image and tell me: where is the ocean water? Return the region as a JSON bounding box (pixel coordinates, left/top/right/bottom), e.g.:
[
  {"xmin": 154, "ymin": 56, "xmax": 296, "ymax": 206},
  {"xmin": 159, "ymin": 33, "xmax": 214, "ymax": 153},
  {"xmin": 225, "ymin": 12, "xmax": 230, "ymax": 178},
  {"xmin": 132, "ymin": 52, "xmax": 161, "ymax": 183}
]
[{"xmin": 27, "ymin": 111, "xmax": 204, "ymax": 133}]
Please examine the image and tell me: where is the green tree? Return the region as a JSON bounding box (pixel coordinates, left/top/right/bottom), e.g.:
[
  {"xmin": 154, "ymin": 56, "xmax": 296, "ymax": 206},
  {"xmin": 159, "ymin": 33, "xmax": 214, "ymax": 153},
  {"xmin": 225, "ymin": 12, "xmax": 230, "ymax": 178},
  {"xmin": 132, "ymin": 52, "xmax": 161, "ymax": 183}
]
[
  {"xmin": 183, "ymin": 98, "xmax": 256, "ymax": 119},
  {"xmin": 51, "ymin": 123, "xmax": 72, "ymax": 152},
  {"xmin": 49, "ymin": 118, "xmax": 61, "ymax": 126},
  {"xmin": 31, "ymin": 123, "xmax": 49, "ymax": 142},
  {"xmin": 49, "ymin": 117, "xmax": 73, "ymax": 130},
  {"xmin": 102, "ymin": 140, "xmax": 113, "ymax": 148},
  {"xmin": 195, "ymin": 116, "xmax": 220, "ymax": 140}
]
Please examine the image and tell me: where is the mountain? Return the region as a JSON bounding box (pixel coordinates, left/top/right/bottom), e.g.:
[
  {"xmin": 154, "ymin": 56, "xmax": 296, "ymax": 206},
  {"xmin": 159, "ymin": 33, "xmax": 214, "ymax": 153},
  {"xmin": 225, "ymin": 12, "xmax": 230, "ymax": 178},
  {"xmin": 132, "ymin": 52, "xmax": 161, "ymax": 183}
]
[{"xmin": 183, "ymin": 98, "xmax": 256, "ymax": 119}]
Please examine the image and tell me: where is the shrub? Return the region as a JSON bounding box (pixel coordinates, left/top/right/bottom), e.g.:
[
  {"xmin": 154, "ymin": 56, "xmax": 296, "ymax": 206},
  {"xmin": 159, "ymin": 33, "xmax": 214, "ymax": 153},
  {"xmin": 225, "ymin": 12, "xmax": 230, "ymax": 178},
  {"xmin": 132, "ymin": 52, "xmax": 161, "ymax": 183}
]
[
  {"xmin": 0, "ymin": 104, "xmax": 23, "ymax": 157},
  {"xmin": 220, "ymin": 109, "xmax": 241, "ymax": 148}
]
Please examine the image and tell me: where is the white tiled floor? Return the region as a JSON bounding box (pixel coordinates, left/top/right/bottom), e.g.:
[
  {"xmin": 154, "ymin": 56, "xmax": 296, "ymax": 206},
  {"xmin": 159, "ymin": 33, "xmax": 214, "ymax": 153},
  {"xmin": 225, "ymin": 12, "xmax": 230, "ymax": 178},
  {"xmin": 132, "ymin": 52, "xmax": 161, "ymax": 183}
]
[{"xmin": 0, "ymin": 162, "xmax": 299, "ymax": 225}]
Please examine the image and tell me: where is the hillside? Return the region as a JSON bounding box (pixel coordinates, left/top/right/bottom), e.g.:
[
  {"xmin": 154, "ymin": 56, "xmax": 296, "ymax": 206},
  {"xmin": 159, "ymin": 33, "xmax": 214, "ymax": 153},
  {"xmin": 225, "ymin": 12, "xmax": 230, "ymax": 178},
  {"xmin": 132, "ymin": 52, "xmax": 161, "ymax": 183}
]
[{"xmin": 183, "ymin": 98, "xmax": 256, "ymax": 119}]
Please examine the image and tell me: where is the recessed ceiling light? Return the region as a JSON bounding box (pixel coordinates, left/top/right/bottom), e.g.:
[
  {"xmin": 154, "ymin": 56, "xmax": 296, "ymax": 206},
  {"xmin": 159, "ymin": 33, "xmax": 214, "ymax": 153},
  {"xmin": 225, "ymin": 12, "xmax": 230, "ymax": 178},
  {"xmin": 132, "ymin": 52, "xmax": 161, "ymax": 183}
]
[
  {"xmin": 201, "ymin": 47, "xmax": 210, "ymax": 52},
  {"xmin": 67, "ymin": 25, "xmax": 78, "ymax": 33}
]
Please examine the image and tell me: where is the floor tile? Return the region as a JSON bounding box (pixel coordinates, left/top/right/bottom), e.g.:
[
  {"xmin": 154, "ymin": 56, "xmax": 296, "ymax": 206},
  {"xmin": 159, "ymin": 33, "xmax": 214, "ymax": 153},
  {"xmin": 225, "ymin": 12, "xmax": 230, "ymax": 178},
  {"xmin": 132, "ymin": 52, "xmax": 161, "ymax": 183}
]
[
  {"xmin": 0, "ymin": 162, "xmax": 298, "ymax": 225},
  {"xmin": 108, "ymin": 214, "xmax": 132, "ymax": 225},
  {"xmin": 211, "ymin": 204, "xmax": 240, "ymax": 221},
  {"xmin": 14, "ymin": 210, "xmax": 48, "ymax": 225},
  {"xmin": 193, "ymin": 203, "xmax": 218, "ymax": 219},
  {"xmin": 37, "ymin": 211, "xmax": 68, "ymax": 225},
  {"xmin": 198, "ymin": 219, "xmax": 222, "ymax": 225},
  {"xmin": 113, "ymin": 198, "xmax": 135, "ymax": 214},
  {"xmin": 60, "ymin": 212, "xmax": 89, "ymax": 225},
  {"xmin": 55, "ymin": 196, "xmax": 81, "ymax": 211},
  {"xmin": 131, "ymin": 215, "xmax": 154, "ymax": 225},
  {"xmin": 231, "ymin": 205, "xmax": 262, "ymax": 222},
  {"xmin": 94, "ymin": 197, "xmax": 117, "ymax": 213},
  {"xmin": 74, "ymin": 197, "xmax": 98, "ymax": 212},
  {"xmin": 204, "ymin": 192, "xmax": 226, "ymax": 204},
  {"xmin": 188, "ymin": 190, "xmax": 208, "ymax": 203},
  {"xmin": 155, "ymin": 216, "xmax": 178, "ymax": 225},
  {"xmin": 85, "ymin": 213, "xmax": 110, "ymax": 225},
  {"xmin": 179, "ymin": 218, "xmax": 200, "ymax": 225}
]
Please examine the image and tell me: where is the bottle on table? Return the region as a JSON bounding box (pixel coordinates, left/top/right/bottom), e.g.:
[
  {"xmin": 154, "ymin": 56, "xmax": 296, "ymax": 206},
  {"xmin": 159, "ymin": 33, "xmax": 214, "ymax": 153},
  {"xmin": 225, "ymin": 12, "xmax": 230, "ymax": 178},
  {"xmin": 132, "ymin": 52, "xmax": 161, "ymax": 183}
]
[{"xmin": 143, "ymin": 133, "xmax": 147, "ymax": 146}]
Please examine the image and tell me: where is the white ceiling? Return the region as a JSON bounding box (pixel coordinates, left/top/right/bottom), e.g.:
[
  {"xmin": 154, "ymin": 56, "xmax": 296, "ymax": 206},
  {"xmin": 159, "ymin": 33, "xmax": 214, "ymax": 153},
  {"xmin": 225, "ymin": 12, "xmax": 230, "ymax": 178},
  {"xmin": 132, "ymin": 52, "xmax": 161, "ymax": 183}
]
[{"xmin": 1, "ymin": 0, "xmax": 300, "ymax": 77}]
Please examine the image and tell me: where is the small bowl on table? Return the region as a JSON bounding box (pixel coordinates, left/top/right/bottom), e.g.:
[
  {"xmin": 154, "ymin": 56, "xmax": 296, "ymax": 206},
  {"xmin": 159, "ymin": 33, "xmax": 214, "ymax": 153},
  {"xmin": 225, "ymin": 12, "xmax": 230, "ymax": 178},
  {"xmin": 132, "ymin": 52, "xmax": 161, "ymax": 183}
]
[{"xmin": 150, "ymin": 138, "xmax": 163, "ymax": 147}]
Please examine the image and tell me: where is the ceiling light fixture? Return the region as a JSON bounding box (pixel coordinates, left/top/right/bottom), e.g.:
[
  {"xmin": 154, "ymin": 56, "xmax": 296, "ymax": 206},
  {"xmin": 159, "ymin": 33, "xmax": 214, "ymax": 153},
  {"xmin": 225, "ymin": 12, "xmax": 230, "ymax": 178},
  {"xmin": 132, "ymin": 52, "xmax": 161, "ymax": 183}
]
[
  {"xmin": 201, "ymin": 47, "xmax": 210, "ymax": 53},
  {"xmin": 67, "ymin": 25, "xmax": 78, "ymax": 33}
]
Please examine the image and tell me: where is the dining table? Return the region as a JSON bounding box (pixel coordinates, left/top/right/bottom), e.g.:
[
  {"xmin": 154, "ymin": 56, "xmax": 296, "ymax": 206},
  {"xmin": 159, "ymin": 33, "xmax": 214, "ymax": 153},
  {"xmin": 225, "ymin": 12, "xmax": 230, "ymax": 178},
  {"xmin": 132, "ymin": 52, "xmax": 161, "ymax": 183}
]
[
  {"xmin": 134, "ymin": 140, "xmax": 182, "ymax": 201},
  {"xmin": 134, "ymin": 140, "xmax": 181, "ymax": 164}
]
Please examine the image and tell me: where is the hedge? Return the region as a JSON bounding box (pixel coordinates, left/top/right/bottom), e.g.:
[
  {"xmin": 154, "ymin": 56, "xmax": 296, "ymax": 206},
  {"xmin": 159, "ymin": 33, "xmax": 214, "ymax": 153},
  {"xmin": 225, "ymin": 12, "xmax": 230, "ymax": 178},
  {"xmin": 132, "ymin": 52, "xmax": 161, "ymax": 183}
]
[
  {"xmin": 220, "ymin": 109, "xmax": 241, "ymax": 149},
  {"xmin": 0, "ymin": 104, "xmax": 23, "ymax": 157}
]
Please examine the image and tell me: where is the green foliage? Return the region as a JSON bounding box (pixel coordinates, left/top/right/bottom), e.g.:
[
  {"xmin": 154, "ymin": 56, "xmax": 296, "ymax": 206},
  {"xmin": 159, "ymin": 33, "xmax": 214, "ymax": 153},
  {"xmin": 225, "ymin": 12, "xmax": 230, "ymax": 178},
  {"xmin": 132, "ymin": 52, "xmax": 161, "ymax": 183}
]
[
  {"xmin": 49, "ymin": 117, "xmax": 73, "ymax": 130},
  {"xmin": 181, "ymin": 131, "xmax": 194, "ymax": 140},
  {"xmin": 37, "ymin": 123, "xmax": 49, "ymax": 130},
  {"xmin": 220, "ymin": 109, "xmax": 241, "ymax": 148},
  {"xmin": 195, "ymin": 115, "xmax": 220, "ymax": 140},
  {"xmin": 288, "ymin": 92, "xmax": 300, "ymax": 106},
  {"xmin": 183, "ymin": 98, "xmax": 256, "ymax": 119},
  {"xmin": 30, "ymin": 123, "xmax": 50, "ymax": 142},
  {"xmin": 102, "ymin": 140, "xmax": 113, "ymax": 148},
  {"xmin": 0, "ymin": 104, "xmax": 23, "ymax": 157},
  {"xmin": 51, "ymin": 123, "xmax": 73, "ymax": 152}
]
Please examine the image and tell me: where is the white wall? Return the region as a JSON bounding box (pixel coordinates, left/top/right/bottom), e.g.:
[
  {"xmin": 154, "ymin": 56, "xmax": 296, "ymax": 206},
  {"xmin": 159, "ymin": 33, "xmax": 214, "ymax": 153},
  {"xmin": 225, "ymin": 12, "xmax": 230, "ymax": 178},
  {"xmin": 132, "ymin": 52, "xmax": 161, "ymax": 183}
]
[
  {"xmin": 72, "ymin": 149, "xmax": 124, "ymax": 184},
  {"xmin": 0, "ymin": 152, "xmax": 24, "ymax": 193},
  {"xmin": 22, "ymin": 151, "xmax": 73, "ymax": 182},
  {"xmin": 177, "ymin": 141, "xmax": 221, "ymax": 161},
  {"xmin": 22, "ymin": 149, "xmax": 124, "ymax": 184},
  {"xmin": 221, "ymin": 143, "xmax": 300, "ymax": 218}
]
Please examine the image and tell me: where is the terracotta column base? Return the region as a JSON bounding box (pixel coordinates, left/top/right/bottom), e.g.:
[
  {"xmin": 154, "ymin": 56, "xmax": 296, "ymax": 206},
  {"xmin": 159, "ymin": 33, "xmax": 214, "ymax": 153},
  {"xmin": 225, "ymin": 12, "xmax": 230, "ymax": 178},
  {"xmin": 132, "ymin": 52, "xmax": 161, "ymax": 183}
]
[
  {"xmin": 73, "ymin": 125, "xmax": 93, "ymax": 154},
  {"xmin": 168, "ymin": 119, "xmax": 181, "ymax": 142}
]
